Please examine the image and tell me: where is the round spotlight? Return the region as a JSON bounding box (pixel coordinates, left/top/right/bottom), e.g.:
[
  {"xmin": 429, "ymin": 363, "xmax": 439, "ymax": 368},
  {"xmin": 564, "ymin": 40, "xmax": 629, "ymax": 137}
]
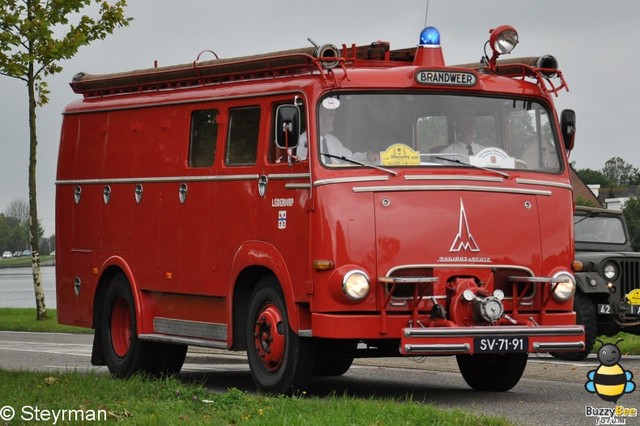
[{"xmin": 490, "ymin": 25, "xmax": 518, "ymax": 55}]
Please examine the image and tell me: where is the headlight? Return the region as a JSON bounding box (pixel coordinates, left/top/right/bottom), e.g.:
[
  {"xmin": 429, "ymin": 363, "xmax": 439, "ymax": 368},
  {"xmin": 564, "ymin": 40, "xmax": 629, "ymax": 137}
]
[
  {"xmin": 602, "ymin": 262, "xmax": 619, "ymax": 281},
  {"xmin": 552, "ymin": 272, "xmax": 576, "ymax": 302},
  {"xmin": 342, "ymin": 270, "xmax": 370, "ymax": 301}
]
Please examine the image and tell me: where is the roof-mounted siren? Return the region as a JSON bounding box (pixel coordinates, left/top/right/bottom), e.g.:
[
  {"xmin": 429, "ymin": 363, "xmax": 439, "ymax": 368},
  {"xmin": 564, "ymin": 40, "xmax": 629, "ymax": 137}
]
[
  {"xmin": 308, "ymin": 38, "xmax": 340, "ymax": 69},
  {"xmin": 487, "ymin": 25, "xmax": 519, "ymax": 71},
  {"xmin": 413, "ymin": 26, "xmax": 445, "ymax": 67},
  {"xmin": 535, "ymin": 54, "xmax": 558, "ymax": 78}
]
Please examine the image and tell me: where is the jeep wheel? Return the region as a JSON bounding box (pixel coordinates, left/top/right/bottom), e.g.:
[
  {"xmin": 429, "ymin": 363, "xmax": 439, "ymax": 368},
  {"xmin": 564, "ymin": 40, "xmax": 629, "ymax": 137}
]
[{"xmin": 551, "ymin": 291, "xmax": 597, "ymax": 361}]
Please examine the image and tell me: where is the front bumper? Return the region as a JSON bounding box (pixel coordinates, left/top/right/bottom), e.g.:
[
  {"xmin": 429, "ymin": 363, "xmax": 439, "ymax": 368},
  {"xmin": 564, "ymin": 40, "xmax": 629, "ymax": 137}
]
[{"xmin": 400, "ymin": 325, "xmax": 585, "ymax": 355}]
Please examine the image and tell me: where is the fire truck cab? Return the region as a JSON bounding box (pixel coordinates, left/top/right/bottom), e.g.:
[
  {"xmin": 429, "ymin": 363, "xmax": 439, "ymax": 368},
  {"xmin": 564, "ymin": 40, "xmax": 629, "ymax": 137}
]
[{"xmin": 56, "ymin": 25, "xmax": 584, "ymax": 394}]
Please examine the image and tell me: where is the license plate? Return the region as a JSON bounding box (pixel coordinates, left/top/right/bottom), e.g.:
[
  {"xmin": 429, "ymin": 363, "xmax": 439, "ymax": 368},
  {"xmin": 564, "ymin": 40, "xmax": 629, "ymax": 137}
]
[
  {"xmin": 631, "ymin": 305, "xmax": 640, "ymax": 315},
  {"xmin": 598, "ymin": 304, "xmax": 612, "ymax": 314},
  {"xmin": 474, "ymin": 337, "xmax": 528, "ymax": 353}
]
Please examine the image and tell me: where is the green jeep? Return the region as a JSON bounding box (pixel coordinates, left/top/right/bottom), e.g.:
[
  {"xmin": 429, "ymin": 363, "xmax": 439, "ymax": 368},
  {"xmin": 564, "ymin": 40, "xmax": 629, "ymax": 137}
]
[{"xmin": 553, "ymin": 206, "xmax": 640, "ymax": 360}]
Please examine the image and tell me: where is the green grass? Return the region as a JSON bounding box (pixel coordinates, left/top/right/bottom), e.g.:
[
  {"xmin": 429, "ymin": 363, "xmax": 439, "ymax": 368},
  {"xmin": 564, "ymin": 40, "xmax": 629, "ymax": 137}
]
[
  {"xmin": 0, "ymin": 371, "xmax": 513, "ymax": 425},
  {"xmin": 0, "ymin": 255, "xmax": 55, "ymax": 268},
  {"xmin": 0, "ymin": 308, "xmax": 92, "ymax": 333},
  {"xmin": 593, "ymin": 332, "xmax": 640, "ymax": 356}
]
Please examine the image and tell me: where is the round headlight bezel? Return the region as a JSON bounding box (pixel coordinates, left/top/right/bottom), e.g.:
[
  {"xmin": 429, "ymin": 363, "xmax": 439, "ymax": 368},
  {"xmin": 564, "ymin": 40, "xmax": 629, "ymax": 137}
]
[
  {"xmin": 602, "ymin": 261, "xmax": 619, "ymax": 281},
  {"xmin": 490, "ymin": 25, "xmax": 519, "ymax": 55},
  {"xmin": 551, "ymin": 272, "xmax": 576, "ymax": 302},
  {"xmin": 342, "ymin": 270, "xmax": 370, "ymax": 301}
]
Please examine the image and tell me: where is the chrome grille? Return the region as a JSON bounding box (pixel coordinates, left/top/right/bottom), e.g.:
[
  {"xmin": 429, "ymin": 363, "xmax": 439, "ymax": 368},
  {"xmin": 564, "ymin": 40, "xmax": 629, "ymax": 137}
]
[
  {"xmin": 493, "ymin": 268, "xmax": 535, "ymax": 298},
  {"xmin": 620, "ymin": 260, "xmax": 640, "ymax": 296},
  {"xmin": 386, "ymin": 267, "xmax": 434, "ymax": 298}
]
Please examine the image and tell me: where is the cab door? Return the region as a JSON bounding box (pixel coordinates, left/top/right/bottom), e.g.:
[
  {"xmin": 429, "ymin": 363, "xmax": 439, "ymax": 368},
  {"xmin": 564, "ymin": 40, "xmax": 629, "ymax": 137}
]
[{"xmin": 256, "ymin": 98, "xmax": 312, "ymax": 296}]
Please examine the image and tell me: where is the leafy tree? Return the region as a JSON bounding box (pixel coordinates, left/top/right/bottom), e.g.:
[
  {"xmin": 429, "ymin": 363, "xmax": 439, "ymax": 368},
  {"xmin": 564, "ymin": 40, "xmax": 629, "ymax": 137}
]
[
  {"xmin": 623, "ymin": 198, "xmax": 640, "ymax": 251},
  {"xmin": 602, "ymin": 157, "xmax": 639, "ymax": 187},
  {"xmin": 0, "ymin": 0, "xmax": 131, "ymax": 320},
  {"xmin": 575, "ymin": 168, "xmax": 612, "ymax": 187}
]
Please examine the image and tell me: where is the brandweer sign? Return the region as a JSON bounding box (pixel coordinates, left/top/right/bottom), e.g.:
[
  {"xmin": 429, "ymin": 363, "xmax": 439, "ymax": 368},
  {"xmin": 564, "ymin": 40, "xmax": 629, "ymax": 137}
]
[{"xmin": 415, "ymin": 70, "xmax": 478, "ymax": 86}]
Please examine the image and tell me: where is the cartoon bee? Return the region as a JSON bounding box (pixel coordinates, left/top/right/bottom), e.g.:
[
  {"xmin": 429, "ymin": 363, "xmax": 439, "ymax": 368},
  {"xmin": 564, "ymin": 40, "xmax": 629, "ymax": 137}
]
[{"xmin": 585, "ymin": 339, "xmax": 636, "ymax": 403}]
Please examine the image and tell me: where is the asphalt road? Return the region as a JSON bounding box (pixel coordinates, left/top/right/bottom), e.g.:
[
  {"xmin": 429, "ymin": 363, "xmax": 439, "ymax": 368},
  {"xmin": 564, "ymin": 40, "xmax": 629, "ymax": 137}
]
[{"xmin": 0, "ymin": 331, "xmax": 638, "ymax": 426}]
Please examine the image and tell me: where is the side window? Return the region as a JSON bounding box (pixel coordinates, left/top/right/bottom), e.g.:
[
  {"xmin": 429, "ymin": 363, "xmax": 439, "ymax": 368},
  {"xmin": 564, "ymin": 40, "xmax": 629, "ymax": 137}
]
[
  {"xmin": 226, "ymin": 107, "xmax": 260, "ymax": 165},
  {"xmin": 189, "ymin": 109, "xmax": 218, "ymax": 167}
]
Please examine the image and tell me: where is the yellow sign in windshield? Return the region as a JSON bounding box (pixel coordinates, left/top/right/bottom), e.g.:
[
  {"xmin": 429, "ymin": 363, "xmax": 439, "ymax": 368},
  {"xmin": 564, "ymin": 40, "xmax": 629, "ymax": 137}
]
[{"xmin": 380, "ymin": 144, "xmax": 420, "ymax": 166}]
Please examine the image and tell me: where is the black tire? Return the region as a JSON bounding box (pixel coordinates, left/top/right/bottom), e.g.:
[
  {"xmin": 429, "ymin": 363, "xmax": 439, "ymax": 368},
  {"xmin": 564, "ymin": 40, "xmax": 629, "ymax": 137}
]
[
  {"xmin": 246, "ymin": 276, "xmax": 315, "ymax": 394},
  {"xmin": 456, "ymin": 352, "xmax": 528, "ymax": 391},
  {"xmin": 551, "ymin": 291, "xmax": 597, "ymax": 361},
  {"xmin": 101, "ymin": 273, "xmax": 152, "ymax": 378},
  {"xmin": 313, "ymin": 339, "xmax": 356, "ymax": 376}
]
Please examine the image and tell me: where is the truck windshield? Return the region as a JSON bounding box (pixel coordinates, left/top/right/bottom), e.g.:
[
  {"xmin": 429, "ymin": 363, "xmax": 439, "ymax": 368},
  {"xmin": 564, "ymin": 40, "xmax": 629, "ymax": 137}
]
[{"xmin": 312, "ymin": 93, "xmax": 561, "ymax": 173}]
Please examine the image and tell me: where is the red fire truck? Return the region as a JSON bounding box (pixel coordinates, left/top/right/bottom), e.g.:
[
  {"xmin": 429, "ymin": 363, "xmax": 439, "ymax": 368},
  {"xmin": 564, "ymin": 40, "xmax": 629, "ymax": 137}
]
[{"xmin": 56, "ymin": 25, "xmax": 584, "ymax": 393}]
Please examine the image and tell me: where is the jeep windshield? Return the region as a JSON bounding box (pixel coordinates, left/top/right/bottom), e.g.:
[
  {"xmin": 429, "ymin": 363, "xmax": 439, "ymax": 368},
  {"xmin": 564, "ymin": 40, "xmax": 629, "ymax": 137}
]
[
  {"xmin": 309, "ymin": 93, "xmax": 562, "ymax": 173},
  {"xmin": 574, "ymin": 211, "xmax": 627, "ymax": 244}
]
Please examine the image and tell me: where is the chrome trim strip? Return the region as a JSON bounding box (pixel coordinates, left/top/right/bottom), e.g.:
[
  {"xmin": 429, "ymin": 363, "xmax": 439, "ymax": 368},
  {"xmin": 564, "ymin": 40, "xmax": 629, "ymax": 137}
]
[
  {"xmin": 154, "ymin": 317, "xmax": 227, "ymax": 341},
  {"xmin": 404, "ymin": 343, "xmax": 470, "ymax": 354},
  {"xmin": 314, "ymin": 176, "xmax": 389, "ymax": 187},
  {"xmin": 405, "ymin": 175, "xmax": 503, "ymax": 183},
  {"xmin": 56, "ymin": 174, "xmax": 259, "ymax": 185},
  {"xmin": 267, "ymin": 173, "xmax": 311, "ymax": 180},
  {"xmin": 139, "ymin": 333, "xmax": 228, "ymax": 349},
  {"xmin": 516, "ymin": 178, "xmax": 573, "ymax": 190},
  {"xmin": 285, "ymin": 183, "xmax": 312, "ymax": 189},
  {"xmin": 403, "ymin": 325, "xmax": 584, "ymax": 338},
  {"xmin": 386, "ymin": 264, "xmax": 534, "ymax": 275},
  {"xmin": 378, "ymin": 277, "xmax": 439, "ymax": 284},
  {"xmin": 352, "ymin": 185, "xmax": 552, "ymax": 196},
  {"xmin": 533, "ymin": 342, "xmax": 585, "ymax": 350}
]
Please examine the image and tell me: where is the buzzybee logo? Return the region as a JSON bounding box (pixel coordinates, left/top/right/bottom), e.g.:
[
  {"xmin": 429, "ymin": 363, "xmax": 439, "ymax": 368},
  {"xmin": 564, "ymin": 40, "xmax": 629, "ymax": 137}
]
[{"xmin": 585, "ymin": 340, "xmax": 635, "ymax": 403}]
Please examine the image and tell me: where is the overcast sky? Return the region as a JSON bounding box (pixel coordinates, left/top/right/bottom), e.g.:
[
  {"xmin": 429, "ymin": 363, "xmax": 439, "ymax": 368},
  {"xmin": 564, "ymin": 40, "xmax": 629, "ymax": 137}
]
[{"xmin": 1, "ymin": 0, "xmax": 638, "ymax": 235}]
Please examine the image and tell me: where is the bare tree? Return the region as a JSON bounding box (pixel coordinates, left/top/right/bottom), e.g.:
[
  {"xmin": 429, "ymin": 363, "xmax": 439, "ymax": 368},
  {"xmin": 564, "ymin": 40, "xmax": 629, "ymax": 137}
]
[
  {"xmin": 0, "ymin": 0, "xmax": 131, "ymax": 320},
  {"xmin": 5, "ymin": 198, "xmax": 29, "ymax": 224}
]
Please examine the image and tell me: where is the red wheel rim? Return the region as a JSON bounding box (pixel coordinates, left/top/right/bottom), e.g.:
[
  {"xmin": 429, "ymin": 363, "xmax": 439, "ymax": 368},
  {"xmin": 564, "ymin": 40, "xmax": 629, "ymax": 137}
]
[
  {"xmin": 110, "ymin": 297, "xmax": 132, "ymax": 358},
  {"xmin": 253, "ymin": 302, "xmax": 285, "ymax": 372}
]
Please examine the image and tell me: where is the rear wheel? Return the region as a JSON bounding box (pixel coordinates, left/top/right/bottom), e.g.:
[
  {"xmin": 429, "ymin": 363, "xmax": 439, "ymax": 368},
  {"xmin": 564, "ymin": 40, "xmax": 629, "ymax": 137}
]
[
  {"xmin": 101, "ymin": 273, "xmax": 151, "ymax": 378},
  {"xmin": 246, "ymin": 276, "xmax": 314, "ymax": 394},
  {"xmin": 456, "ymin": 352, "xmax": 528, "ymax": 391},
  {"xmin": 551, "ymin": 291, "xmax": 597, "ymax": 361}
]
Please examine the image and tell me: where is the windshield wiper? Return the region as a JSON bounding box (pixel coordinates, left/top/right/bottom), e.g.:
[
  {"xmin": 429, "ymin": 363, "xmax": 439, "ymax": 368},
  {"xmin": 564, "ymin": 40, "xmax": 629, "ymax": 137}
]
[
  {"xmin": 321, "ymin": 153, "xmax": 398, "ymax": 176},
  {"xmin": 573, "ymin": 211, "xmax": 597, "ymax": 226},
  {"xmin": 435, "ymin": 156, "xmax": 510, "ymax": 179}
]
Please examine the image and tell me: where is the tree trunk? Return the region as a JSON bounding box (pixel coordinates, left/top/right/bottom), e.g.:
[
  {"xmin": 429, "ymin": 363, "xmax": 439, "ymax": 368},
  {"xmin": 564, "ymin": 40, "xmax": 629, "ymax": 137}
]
[{"xmin": 27, "ymin": 67, "xmax": 46, "ymax": 321}]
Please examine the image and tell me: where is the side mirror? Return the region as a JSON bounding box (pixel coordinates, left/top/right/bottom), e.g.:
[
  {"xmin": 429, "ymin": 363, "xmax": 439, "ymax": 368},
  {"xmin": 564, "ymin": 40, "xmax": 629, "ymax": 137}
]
[
  {"xmin": 275, "ymin": 105, "xmax": 300, "ymax": 149},
  {"xmin": 561, "ymin": 109, "xmax": 576, "ymax": 151}
]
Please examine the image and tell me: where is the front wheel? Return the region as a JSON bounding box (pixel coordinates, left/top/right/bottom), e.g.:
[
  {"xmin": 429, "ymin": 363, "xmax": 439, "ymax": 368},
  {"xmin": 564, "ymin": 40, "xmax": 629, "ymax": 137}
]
[
  {"xmin": 246, "ymin": 276, "xmax": 314, "ymax": 394},
  {"xmin": 456, "ymin": 353, "xmax": 528, "ymax": 391}
]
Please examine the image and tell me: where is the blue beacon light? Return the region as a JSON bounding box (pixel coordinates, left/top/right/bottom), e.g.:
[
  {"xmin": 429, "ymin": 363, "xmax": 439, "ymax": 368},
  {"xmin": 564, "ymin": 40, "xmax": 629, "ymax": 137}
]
[{"xmin": 419, "ymin": 26, "xmax": 440, "ymax": 46}]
